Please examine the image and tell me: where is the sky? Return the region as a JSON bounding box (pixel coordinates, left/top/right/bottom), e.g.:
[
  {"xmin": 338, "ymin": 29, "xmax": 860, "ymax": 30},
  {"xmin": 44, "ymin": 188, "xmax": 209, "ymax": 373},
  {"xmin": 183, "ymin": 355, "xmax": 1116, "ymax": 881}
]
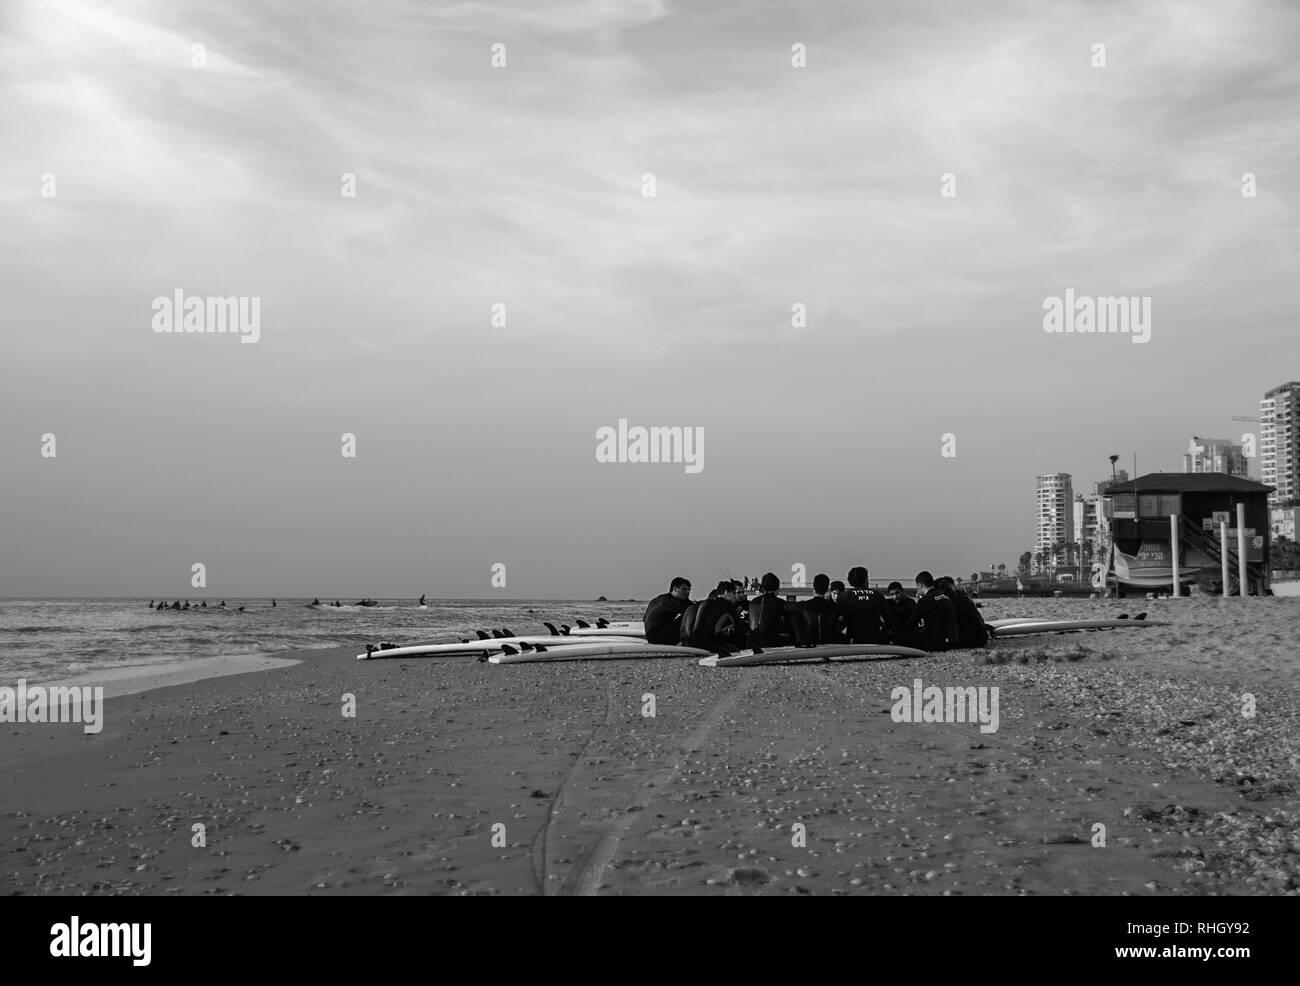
[{"xmin": 1, "ymin": 0, "xmax": 1297, "ymax": 598}]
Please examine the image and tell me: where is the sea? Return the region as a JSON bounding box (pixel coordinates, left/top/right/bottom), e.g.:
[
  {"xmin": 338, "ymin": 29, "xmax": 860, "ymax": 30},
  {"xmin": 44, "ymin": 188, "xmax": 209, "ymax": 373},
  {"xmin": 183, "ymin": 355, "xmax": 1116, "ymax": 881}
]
[{"xmin": 0, "ymin": 599, "xmax": 647, "ymax": 682}]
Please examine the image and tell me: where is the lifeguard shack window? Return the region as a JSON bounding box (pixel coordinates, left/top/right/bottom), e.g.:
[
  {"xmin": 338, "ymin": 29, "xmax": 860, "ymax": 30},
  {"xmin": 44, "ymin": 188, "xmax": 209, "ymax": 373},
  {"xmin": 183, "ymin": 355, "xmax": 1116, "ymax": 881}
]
[{"xmin": 1138, "ymin": 494, "xmax": 1180, "ymax": 517}]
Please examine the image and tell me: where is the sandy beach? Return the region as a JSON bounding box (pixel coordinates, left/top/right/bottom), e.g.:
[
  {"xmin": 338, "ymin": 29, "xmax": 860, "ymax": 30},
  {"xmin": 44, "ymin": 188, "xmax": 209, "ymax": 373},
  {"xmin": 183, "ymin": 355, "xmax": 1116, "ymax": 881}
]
[{"xmin": 2, "ymin": 596, "xmax": 1297, "ymax": 896}]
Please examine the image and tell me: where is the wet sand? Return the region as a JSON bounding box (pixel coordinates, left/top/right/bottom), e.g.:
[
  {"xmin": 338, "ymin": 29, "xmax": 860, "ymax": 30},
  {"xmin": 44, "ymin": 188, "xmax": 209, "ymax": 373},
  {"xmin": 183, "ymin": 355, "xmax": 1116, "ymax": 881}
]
[{"xmin": 2, "ymin": 596, "xmax": 1297, "ymax": 895}]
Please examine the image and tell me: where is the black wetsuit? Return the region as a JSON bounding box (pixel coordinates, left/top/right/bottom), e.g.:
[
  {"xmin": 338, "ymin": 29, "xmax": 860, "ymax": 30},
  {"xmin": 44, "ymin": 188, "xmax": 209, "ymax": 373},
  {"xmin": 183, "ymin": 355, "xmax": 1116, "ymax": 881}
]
[
  {"xmin": 748, "ymin": 593, "xmax": 790, "ymax": 648},
  {"xmin": 680, "ymin": 598, "xmax": 744, "ymax": 651},
  {"xmin": 644, "ymin": 593, "xmax": 691, "ymax": 645},
  {"xmin": 885, "ymin": 596, "xmax": 917, "ymax": 641},
  {"xmin": 797, "ymin": 595, "xmax": 846, "ymax": 645},
  {"xmin": 840, "ymin": 586, "xmax": 892, "ymax": 644},
  {"xmin": 897, "ymin": 590, "xmax": 957, "ymax": 652},
  {"xmin": 949, "ymin": 589, "xmax": 988, "ymax": 648}
]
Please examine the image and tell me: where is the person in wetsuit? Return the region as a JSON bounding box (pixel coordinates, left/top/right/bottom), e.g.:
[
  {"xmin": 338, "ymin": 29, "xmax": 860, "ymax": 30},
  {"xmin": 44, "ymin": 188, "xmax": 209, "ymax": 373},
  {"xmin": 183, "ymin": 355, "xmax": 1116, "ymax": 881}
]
[
  {"xmin": 680, "ymin": 581, "xmax": 746, "ymax": 652},
  {"xmin": 748, "ymin": 572, "xmax": 791, "ymax": 648},
  {"xmin": 643, "ymin": 577, "xmax": 693, "ymax": 645},
  {"xmin": 839, "ymin": 566, "xmax": 891, "ymax": 644},
  {"xmin": 896, "ymin": 571, "xmax": 957, "ymax": 652},
  {"xmin": 795, "ymin": 573, "xmax": 846, "ymax": 645},
  {"xmin": 936, "ymin": 576, "xmax": 987, "ymax": 649},
  {"xmin": 884, "ymin": 581, "xmax": 916, "ymax": 639}
]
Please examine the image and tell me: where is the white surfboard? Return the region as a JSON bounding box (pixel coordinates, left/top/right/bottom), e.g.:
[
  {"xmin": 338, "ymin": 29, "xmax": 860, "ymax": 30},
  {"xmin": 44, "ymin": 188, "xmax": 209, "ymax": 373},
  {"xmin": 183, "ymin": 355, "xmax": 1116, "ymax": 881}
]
[
  {"xmin": 488, "ymin": 642, "xmax": 710, "ymax": 664},
  {"xmin": 357, "ymin": 635, "xmax": 633, "ymax": 660},
  {"xmin": 564, "ymin": 626, "xmax": 646, "ymax": 638},
  {"xmin": 989, "ymin": 619, "xmax": 1169, "ymax": 637},
  {"xmin": 699, "ymin": 643, "xmax": 929, "ymax": 668},
  {"xmin": 985, "ymin": 614, "xmax": 1154, "ymax": 628}
]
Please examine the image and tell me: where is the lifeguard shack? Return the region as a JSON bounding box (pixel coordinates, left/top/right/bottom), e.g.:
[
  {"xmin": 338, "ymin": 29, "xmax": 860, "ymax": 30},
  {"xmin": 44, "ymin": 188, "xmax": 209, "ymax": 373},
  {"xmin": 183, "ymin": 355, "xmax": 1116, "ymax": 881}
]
[{"xmin": 1101, "ymin": 473, "xmax": 1274, "ymax": 595}]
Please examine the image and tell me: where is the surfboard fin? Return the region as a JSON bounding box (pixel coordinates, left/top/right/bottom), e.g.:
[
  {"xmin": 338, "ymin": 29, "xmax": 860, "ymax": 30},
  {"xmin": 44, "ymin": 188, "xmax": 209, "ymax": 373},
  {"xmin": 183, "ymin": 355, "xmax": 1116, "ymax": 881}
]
[
  {"xmin": 1134, "ymin": 611, "xmax": 1147, "ymax": 621},
  {"xmin": 365, "ymin": 644, "xmax": 375, "ymax": 659},
  {"xmin": 575, "ymin": 619, "xmax": 591, "ymax": 628},
  {"xmin": 491, "ymin": 629, "xmax": 506, "ymax": 638},
  {"xmin": 532, "ymin": 643, "xmax": 548, "ymax": 653},
  {"xmin": 542, "ymin": 622, "xmax": 560, "ymax": 636},
  {"xmin": 501, "ymin": 628, "xmax": 515, "ymax": 637},
  {"xmin": 475, "ymin": 630, "xmax": 491, "ymax": 640},
  {"xmin": 596, "ymin": 618, "xmax": 609, "ymax": 628},
  {"xmin": 560, "ymin": 624, "xmax": 571, "ymax": 635},
  {"xmin": 499, "ymin": 644, "xmax": 520, "ymax": 655},
  {"xmin": 520, "ymin": 642, "xmax": 535, "ymax": 651}
]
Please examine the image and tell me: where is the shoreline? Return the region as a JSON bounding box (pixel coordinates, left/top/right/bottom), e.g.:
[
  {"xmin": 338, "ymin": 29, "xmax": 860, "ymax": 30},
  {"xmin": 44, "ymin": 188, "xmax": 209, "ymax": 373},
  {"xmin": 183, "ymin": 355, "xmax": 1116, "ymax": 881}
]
[{"xmin": 30, "ymin": 653, "xmax": 305, "ymax": 701}]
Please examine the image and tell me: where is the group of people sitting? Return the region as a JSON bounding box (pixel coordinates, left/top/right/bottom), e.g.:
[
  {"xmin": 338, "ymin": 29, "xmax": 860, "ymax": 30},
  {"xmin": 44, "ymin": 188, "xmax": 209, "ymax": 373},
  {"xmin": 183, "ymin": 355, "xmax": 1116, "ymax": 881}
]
[{"xmin": 643, "ymin": 568, "xmax": 988, "ymax": 654}]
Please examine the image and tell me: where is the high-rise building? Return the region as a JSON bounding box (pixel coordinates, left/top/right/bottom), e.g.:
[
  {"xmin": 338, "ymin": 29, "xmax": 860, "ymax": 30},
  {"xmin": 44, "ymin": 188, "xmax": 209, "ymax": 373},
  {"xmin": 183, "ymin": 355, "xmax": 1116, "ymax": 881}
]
[
  {"xmin": 1035, "ymin": 473, "xmax": 1074, "ymax": 551},
  {"xmin": 1261, "ymin": 381, "xmax": 1300, "ymax": 508},
  {"xmin": 1073, "ymin": 493, "xmax": 1101, "ymax": 546},
  {"xmin": 1182, "ymin": 437, "xmax": 1248, "ymax": 476}
]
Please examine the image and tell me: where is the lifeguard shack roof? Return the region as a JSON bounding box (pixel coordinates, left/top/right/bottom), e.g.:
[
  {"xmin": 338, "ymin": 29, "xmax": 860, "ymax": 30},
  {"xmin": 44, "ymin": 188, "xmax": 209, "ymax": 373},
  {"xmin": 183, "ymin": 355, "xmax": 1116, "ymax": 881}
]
[{"xmin": 1101, "ymin": 472, "xmax": 1274, "ymax": 496}]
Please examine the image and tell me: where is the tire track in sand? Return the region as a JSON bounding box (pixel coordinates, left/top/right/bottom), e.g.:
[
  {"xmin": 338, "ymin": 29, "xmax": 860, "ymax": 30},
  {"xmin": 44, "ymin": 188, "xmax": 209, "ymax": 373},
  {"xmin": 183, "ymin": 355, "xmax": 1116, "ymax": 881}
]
[
  {"xmin": 531, "ymin": 680, "xmax": 616, "ymax": 895},
  {"xmin": 557, "ymin": 675, "xmax": 753, "ymax": 896}
]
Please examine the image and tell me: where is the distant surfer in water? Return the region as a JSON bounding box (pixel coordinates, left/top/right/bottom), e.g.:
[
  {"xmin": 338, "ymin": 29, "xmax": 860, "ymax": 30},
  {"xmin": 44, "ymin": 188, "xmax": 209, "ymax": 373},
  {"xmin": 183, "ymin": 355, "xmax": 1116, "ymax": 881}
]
[
  {"xmin": 271, "ymin": 599, "xmax": 276, "ymax": 607},
  {"xmin": 643, "ymin": 577, "xmax": 692, "ymax": 644},
  {"xmin": 418, "ymin": 594, "xmax": 426, "ymax": 606},
  {"xmin": 311, "ymin": 598, "xmax": 320, "ymax": 606}
]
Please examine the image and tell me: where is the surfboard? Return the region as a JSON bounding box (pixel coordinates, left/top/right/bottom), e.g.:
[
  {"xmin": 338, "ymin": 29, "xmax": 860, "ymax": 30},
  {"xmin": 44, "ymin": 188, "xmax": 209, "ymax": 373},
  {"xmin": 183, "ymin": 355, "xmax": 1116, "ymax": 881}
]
[
  {"xmin": 698, "ymin": 643, "xmax": 929, "ymax": 668},
  {"xmin": 563, "ymin": 626, "xmax": 646, "ymax": 638},
  {"xmin": 576, "ymin": 619, "xmax": 644, "ymax": 631},
  {"xmin": 357, "ymin": 635, "xmax": 632, "ymax": 660},
  {"xmin": 985, "ymin": 613, "xmax": 1150, "ymax": 628},
  {"xmin": 488, "ymin": 642, "xmax": 710, "ymax": 664},
  {"xmin": 989, "ymin": 619, "xmax": 1169, "ymax": 637}
]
